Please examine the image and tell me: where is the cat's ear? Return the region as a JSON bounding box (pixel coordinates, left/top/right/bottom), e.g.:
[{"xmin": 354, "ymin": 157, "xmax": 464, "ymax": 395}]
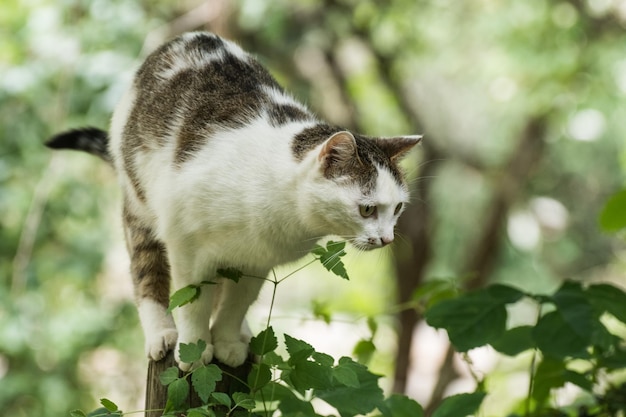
[
  {"xmin": 376, "ymin": 135, "xmax": 422, "ymax": 161},
  {"xmin": 318, "ymin": 131, "xmax": 360, "ymax": 174}
]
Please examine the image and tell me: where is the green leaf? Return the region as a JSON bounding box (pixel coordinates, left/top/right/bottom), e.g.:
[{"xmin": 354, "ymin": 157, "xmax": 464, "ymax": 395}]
[
  {"xmin": 289, "ymin": 360, "xmax": 332, "ymax": 392},
  {"xmin": 333, "ymin": 362, "xmax": 360, "ymax": 388},
  {"xmin": 248, "ymin": 362, "xmax": 272, "ymax": 391},
  {"xmin": 99, "ymin": 398, "xmax": 118, "ymax": 412},
  {"xmin": 491, "ymin": 325, "xmax": 535, "ymax": 356},
  {"xmin": 186, "ymin": 407, "xmax": 212, "ymax": 417},
  {"xmin": 314, "ymin": 240, "xmax": 349, "ymax": 280},
  {"xmin": 160, "ymin": 367, "xmax": 181, "ymax": 386},
  {"xmin": 232, "ymin": 392, "xmax": 255, "ymax": 410},
  {"xmin": 166, "ymin": 377, "xmax": 190, "ymax": 411},
  {"xmin": 425, "ymin": 288, "xmax": 511, "ymax": 352},
  {"xmin": 168, "ymin": 285, "xmax": 200, "ymax": 312},
  {"xmin": 587, "ymin": 283, "xmax": 626, "ymax": 324},
  {"xmin": 552, "ymin": 281, "xmax": 596, "ymax": 340},
  {"xmin": 379, "ymin": 394, "xmax": 424, "ymax": 417},
  {"xmin": 531, "ymin": 357, "xmax": 567, "ymax": 406},
  {"xmin": 312, "ymin": 300, "xmax": 332, "ymax": 324},
  {"xmin": 316, "ymin": 357, "xmax": 384, "ymax": 417},
  {"xmin": 431, "ymin": 392, "xmax": 486, "ymax": 417},
  {"xmin": 217, "ymin": 267, "xmax": 243, "ymax": 283},
  {"xmin": 86, "ymin": 408, "xmax": 121, "ymax": 417},
  {"xmin": 412, "ymin": 279, "xmax": 459, "ymax": 308},
  {"xmin": 250, "ymin": 326, "xmax": 278, "ymax": 356},
  {"xmin": 599, "ymin": 189, "xmax": 626, "ymax": 232},
  {"xmin": 284, "ymin": 334, "xmax": 315, "ymax": 364},
  {"xmin": 211, "ymin": 392, "xmax": 232, "ymax": 408},
  {"xmin": 192, "ymin": 364, "xmax": 223, "ymax": 403},
  {"xmin": 70, "ymin": 410, "xmax": 87, "ymax": 417},
  {"xmin": 277, "ymin": 395, "xmax": 316, "ymax": 416},
  {"xmin": 353, "ymin": 339, "xmax": 376, "ymax": 364},
  {"xmin": 179, "ymin": 339, "xmax": 207, "ymax": 364},
  {"xmin": 533, "ymin": 311, "xmax": 589, "ymax": 358}
]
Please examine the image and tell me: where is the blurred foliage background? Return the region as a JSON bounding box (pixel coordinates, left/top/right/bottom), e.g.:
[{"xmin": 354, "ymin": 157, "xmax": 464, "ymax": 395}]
[{"xmin": 1, "ymin": 0, "xmax": 625, "ymax": 416}]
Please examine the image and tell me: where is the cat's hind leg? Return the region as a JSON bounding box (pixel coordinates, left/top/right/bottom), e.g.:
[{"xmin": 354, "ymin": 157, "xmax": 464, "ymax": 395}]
[{"xmin": 124, "ymin": 206, "xmax": 178, "ymax": 361}]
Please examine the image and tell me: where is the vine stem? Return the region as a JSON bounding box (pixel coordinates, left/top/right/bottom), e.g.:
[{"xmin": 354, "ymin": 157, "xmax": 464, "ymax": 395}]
[{"xmin": 525, "ymin": 304, "xmax": 543, "ymax": 417}]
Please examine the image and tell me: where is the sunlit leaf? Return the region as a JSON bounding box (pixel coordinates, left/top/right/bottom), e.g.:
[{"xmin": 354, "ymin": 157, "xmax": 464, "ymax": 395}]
[
  {"xmin": 168, "ymin": 285, "xmax": 200, "ymax": 312},
  {"xmin": 599, "ymin": 189, "xmax": 626, "ymax": 232},
  {"xmin": 179, "ymin": 339, "xmax": 207, "ymax": 364},
  {"xmin": 250, "ymin": 326, "xmax": 278, "ymax": 356}
]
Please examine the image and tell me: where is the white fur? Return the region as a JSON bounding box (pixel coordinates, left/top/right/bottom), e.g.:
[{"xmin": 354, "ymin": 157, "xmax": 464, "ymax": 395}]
[{"xmin": 110, "ymin": 59, "xmax": 411, "ymax": 368}]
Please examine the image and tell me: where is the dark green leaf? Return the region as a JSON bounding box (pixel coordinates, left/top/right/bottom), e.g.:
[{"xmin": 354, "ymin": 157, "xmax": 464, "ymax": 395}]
[
  {"xmin": 70, "ymin": 410, "xmax": 87, "ymax": 417},
  {"xmin": 262, "ymin": 351, "xmax": 287, "ymax": 367},
  {"xmin": 379, "ymin": 394, "xmax": 424, "ymax": 417},
  {"xmin": 192, "ymin": 364, "xmax": 222, "ymax": 403},
  {"xmin": 250, "ymin": 326, "xmax": 278, "ymax": 356},
  {"xmin": 211, "ymin": 392, "xmax": 232, "ymax": 408},
  {"xmin": 248, "ymin": 362, "xmax": 272, "ymax": 391},
  {"xmin": 314, "ymin": 240, "xmax": 349, "ymax": 280},
  {"xmin": 491, "ymin": 326, "xmax": 536, "ymax": 356},
  {"xmin": 531, "ymin": 357, "xmax": 567, "ymax": 406},
  {"xmin": 599, "ymin": 189, "xmax": 626, "ymax": 232},
  {"xmin": 284, "ymin": 334, "xmax": 315, "ymax": 364},
  {"xmin": 353, "ymin": 339, "xmax": 376, "ymax": 364},
  {"xmin": 425, "ymin": 290, "xmax": 508, "ymax": 352},
  {"xmin": 86, "ymin": 408, "xmax": 121, "ymax": 417},
  {"xmin": 217, "ymin": 267, "xmax": 243, "ymax": 283},
  {"xmin": 99, "ymin": 398, "xmax": 118, "ymax": 412},
  {"xmin": 485, "ymin": 284, "xmax": 526, "ymax": 304},
  {"xmin": 533, "ymin": 311, "xmax": 589, "ymax": 358},
  {"xmin": 187, "ymin": 407, "xmax": 211, "ymax": 417},
  {"xmin": 552, "ymin": 281, "xmax": 596, "ymax": 339},
  {"xmin": 316, "ymin": 357, "xmax": 384, "ymax": 417},
  {"xmin": 160, "ymin": 367, "xmax": 180, "ymax": 386},
  {"xmin": 333, "ymin": 362, "xmax": 360, "ymax": 388},
  {"xmin": 289, "ymin": 360, "xmax": 332, "ymax": 392},
  {"xmin": 431, "ymin": 392, "xmax": 486, "ymax": 417},
  {"xmin": 166, "ymin": 377, "xmax": 190, "ymax": 411},
  {"xmin": 312, "ymin": 351, "xmax": 334, "ymax": 367},
  {"xmin": 587, "ymin": 283, "xmax": 626, "ymax": 324},
  {"xmin": 168, "ymin": 285, "xmax": 200, "ymax": 312},
  {"xmin": 278, "ymin": 395, "xmax": 316, "ymax": 416},
  {"xmin": 232, "ymin": 392, "xmax": 255, "ymax": 410},
  {"xmin": 179, "ymin": 339, "xmax": 207, "ymax": 364},
  {"xmin": 563, "ymin": 370, "xmax": 592, "ymax": 391},
  {"xmin": 255, "ymin": 381, "xmax": 297, "ymax": 403}
]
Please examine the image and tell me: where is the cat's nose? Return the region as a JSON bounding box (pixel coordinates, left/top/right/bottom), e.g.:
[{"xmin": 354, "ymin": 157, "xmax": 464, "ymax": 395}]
[{"xmin": 381, "ymin": 236, "xmax": 394, "ymax": 246}]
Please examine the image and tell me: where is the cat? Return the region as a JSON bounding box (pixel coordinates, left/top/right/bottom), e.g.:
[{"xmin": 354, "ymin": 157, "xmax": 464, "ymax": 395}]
[{"xmin": 46, "ymin": 31, "xmax": 421, "ymax": 370}]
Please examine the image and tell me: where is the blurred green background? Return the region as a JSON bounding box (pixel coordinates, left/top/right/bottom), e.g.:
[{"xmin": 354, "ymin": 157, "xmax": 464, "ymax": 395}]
[{"xmin": 1, "ymin": 0, "xmax": 625, "ymax": 416}]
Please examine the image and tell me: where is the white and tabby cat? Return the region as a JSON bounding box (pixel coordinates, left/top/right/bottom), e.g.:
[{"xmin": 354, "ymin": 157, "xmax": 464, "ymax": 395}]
[{"xmin": 47, "ymin": 32, "xmax": 420, "ymax": 369}]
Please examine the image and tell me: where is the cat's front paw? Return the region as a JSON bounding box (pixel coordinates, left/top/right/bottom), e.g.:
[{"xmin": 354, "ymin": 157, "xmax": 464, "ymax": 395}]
[
  {"xmin": 145, "ymin": 328, "xmax": 178, "ymax": 361},
  {"xmin": 175, "ymin": 341, "xmax": 214, "ymax": 372},
  {"xmin": 213, "ymin": 340, "xmax": 249, "ymax": 367}
]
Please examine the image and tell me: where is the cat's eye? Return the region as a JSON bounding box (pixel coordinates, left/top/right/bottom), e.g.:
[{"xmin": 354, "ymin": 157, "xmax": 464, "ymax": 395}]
[
  {"xmin": 394, "ymin": 203, "xmax": 403, "ymax": 215},
  {"xmin": 359, "ymin": 205, "xmax": 377, "ymax": 218}
]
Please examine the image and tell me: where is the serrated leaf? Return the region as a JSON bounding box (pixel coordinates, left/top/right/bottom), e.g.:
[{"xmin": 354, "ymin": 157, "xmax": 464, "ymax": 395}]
[
  {"xmin": 179, "ymin": 339, "xmax": 207, "ymax": 364},
  {"xmin": 192, "ymin": 364, "xmax": 223, "ymax": 403},
  {"xmin": 277, "ymin": 395, "xmax": 316, "ymax": 416},
  {"xmin": 432, "ymin": 392, "xmax": 486, "ymax": 417},
  {"xmin": 289, "ymin": 360, "xmax": 332, "ymax": 392},
  {"xmin": 313, "ymin": 351, "xmax": 334, "ymax": 367},
  {"xmin": 552, "ymin": 281, "xmax": 596, "ymax": 340},
  {"xmin": 100, "ymin": 398, "xmax": 118, "ymax": 412},
  {"xmin": 86, "ymin": 408, "xmax": 120, "ymax": 417},
  {"xmin": 379, "ymin": 394, "xmax": 424, "ymax": 417},
  {"xmin": 599, "ymin": 189, "xmax": 626, "ymax": 232},
  {"xmin": 187, "ymin": 407, "xmax": 211, "ymax": 417},
  {"xmin": 284, "ymin": 334, "xmax": 315, "ymax": 364},
  {"xmin": 166, "ymin": 377, "xmax": 190, "ymax": 412},
  {"xmin": 250, "ymin": 326, "xmax": 278, "ymax": 356},
  {"xmin": 160, "ymin": 367, "xmax": 180, "ymax": 386},
  {"xmin": 248, "ymin": 362, "xmax": 272, "ymax": 391},
  {"xmin": 232, "ymin": 392, "xmax": 255, "ymax": 410},
  {"xmin": 217, "ymin": 267, "xmax": 243, "ymax": 283},
  {"xmin": 316, "ymin": 357, "xmax": 383, "ymax": 417},
  {"xmin": 70, "ymin": 410, "xmax": 87, "ymax": 417},
  {"xmin": 333, "ymin": 363, "xmax": 360, "ymax": 388},
  {"xmin": 168, "ymin": 285, "xmax": 200, "ymax": 312},
  {"xmin": 532, "ymin": 357, "xmax": 567, "ymax": 406},
  {"xmin": 211, "ymin": 392, "xmax": 232, "ymax": 408},
  {"xmin": 315, "ymin": 240, "xmax": 349, "ymax": 280}
]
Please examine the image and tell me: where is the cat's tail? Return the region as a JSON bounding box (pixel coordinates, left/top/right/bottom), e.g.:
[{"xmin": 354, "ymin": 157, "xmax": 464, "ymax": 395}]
[{"xmin": 45, "ymin": 127, "xmax": 113, "ymax": 165}]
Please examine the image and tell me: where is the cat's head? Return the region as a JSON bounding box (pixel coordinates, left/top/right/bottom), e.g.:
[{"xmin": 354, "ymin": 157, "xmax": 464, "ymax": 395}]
[{"xmin": 299, "ymin": 129, "xmax": 421, "ymax": 251}]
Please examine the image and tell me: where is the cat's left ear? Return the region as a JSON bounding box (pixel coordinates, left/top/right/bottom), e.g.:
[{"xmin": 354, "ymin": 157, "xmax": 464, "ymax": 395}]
[
  {"xmin": 375, "ymin": 135, "xmax": 422, "ymax": 161},
  {"xmin": 318, "ymin": 131, "xmax": 360, "ymax": 174}
]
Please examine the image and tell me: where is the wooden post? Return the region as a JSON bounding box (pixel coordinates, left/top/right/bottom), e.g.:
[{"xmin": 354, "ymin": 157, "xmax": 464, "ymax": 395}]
[{"xmin": 145, "ymin": 352, "xmax": 253, "ymax": 417}]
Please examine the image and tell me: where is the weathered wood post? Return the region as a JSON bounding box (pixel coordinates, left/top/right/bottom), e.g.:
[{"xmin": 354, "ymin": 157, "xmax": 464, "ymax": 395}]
[{"xmin": 145, "ymin": 351, "xmax": 253, "ymax": 417}]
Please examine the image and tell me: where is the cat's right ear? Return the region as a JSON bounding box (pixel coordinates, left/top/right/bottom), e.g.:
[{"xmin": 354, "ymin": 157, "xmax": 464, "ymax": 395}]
[{"xmin": 318, "ymin": 131, "xmax": 360, "ymax": 176}]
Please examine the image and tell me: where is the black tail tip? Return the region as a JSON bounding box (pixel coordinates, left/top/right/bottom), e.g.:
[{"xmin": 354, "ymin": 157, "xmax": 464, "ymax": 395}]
[{"xmin": 45, "ymin": 127, "xmax": 107, "ymax": 150}]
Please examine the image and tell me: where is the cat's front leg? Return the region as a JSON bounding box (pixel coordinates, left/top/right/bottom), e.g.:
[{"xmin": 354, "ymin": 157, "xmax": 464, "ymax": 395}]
[
  {"xmin": 211, "ymin": 274, "xmax": 265, "ymax": 367},
  {"xmin": 172, "ymin": 285, "xmax": 215, "ymax": 371}
]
